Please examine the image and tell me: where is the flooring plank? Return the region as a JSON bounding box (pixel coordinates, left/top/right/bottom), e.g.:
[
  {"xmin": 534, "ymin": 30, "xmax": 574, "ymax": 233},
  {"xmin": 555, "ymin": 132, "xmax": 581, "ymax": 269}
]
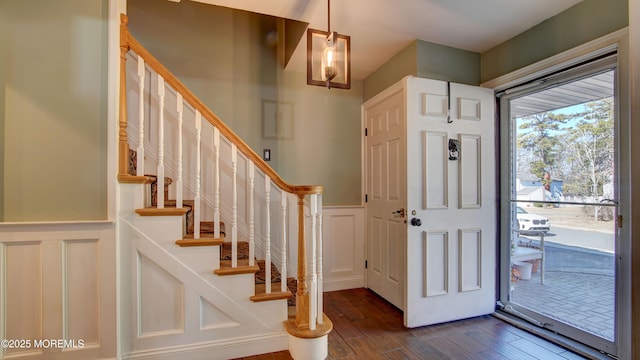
[
  {"xmin": 510, "ymin": 338, "xmax": 574, "ymax": 360},
  {"xmin": 420, "ymin": 336, "xmax": 474, "ymax": 360},
  {"xmin": 240, "ymin": 288, "xmax": 587, "ymax": 360},
  {"xmin": 327, "ymin": 330, "xmax": 356, "ymax": 359}
]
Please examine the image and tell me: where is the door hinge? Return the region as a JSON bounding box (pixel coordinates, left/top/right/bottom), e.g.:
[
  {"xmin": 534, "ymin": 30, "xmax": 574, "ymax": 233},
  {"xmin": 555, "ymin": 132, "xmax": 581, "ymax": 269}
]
[
  {"xmin": 365, "ymin": 194, "xmax": 368, "ymax": 203},
  {"xmin": 617, "ymin": 215, "xmax": 623, "ymax": 228},
  {"xmin": 365, "ymin": 260, "xmax": 368, "ymax": 269},
  {"xmin": 365, "ymin": 128, "xmax": 368, "ymax": 136}
]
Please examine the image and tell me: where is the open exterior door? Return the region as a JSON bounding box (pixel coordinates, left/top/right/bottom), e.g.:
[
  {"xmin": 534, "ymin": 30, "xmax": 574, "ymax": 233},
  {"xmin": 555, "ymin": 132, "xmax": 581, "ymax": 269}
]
[
  {"xmin": 364, "ymin": 83, "xmax": 406, "ymax": 310},
  {"xmin": 404, "ymin": 77, "xmax": 496, "ymax": 327}
]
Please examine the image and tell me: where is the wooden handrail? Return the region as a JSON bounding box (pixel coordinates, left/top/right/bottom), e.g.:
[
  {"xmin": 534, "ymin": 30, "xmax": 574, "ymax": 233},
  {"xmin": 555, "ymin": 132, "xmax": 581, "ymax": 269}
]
[
  {"xmin": 118, "ymin": 14, "xmax": 321, "ymax": 197},
  {"xmin": 118, "ymin": 14, "xmax": 328, "ymax": 332}
]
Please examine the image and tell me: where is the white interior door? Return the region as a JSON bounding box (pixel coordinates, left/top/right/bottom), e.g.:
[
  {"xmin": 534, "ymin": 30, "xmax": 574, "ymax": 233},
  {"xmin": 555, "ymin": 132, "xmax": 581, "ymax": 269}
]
[
  {"xmin": 364, "ymin": 83, "xmax": 406, "ymax": 310},
  {"xmin": 404, "ymin": 77, "xmax": 496, "ymax": 327}
]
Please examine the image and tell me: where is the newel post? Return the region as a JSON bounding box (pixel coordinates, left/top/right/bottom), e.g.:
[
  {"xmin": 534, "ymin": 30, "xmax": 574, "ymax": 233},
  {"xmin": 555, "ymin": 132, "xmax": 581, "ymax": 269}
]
[
  {"xmin": 296, "ymin": 193, "xmax": 310, "ymax": 328},
  {"xmin": 286, "ymin": 188, "xmax": 332, "ymax": 360},
  {"xmin": 118, "ymin": 14, "xmax": 130, "ymax": 178}
]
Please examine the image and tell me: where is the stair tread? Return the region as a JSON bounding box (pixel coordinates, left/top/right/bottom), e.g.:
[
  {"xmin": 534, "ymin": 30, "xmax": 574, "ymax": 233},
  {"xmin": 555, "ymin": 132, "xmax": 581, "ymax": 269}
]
[
  {"xmin": 251, "ymin": 283, "xmax": 292, "ymax": 302},
  {"xmin": 175, "ymin": 236, "xmax": 224, "ymax": 247},
  {"xmin": 180, "ymin": 233, "xmax": 223, "ymax": 240},
  {"xmin": 214, "ymin": 259, "xmax": 260, "ymax": 275},
  {"xmin": 135, "ymin": 207, "xmax": 189, "ymax": 216}
]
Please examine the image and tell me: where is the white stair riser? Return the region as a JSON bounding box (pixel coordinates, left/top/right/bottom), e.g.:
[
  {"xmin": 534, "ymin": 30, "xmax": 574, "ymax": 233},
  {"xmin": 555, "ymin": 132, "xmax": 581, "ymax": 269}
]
[{"xmin": 119, "ymin": 183, "xmax": 290, "ymax": 359}]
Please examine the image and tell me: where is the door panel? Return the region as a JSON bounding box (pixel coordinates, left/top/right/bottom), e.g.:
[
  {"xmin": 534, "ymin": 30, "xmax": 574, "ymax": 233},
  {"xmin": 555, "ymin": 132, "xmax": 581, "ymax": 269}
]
[
  {"xmin": 458, "ymin": 134, "xmax": 482, "ymax": 208},
  {"xmin": 423, "ymin": 131, "xmax": 448, "ymax": 209},
  {"xmin": 365, "ymin": 86, "xmax": 405, "ymax": 310},
  {"xmin": 405, "ymin": 77, "xmax": 496, "ymax": 327},
  {"xmin": 458, "ymin": 228, "xmax": 482, "ymax": 292},
  {"xmin": 423, "ymin": 230, "xmax": 449, "ymax": 297}
]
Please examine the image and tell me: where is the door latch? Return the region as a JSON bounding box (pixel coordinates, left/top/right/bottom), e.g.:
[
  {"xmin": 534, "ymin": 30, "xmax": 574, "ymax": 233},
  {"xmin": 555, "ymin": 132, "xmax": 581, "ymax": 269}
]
[{"xmin": 392, "ymin": 208, "xmax": 405, "ymax": 218}]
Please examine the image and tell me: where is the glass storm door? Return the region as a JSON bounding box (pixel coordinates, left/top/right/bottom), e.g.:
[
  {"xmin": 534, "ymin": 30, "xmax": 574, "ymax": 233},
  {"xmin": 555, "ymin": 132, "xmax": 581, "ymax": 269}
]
[{"xmin": 499, "ymin": 56, "xmax": 620, "ymax": 356}]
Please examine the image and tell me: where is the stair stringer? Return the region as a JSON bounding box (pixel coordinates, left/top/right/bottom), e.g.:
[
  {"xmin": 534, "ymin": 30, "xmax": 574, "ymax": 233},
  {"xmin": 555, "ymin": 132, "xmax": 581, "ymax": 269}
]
[{"xmin": 118, "ymin": 184, "xmax": 288, "ymax": 359}]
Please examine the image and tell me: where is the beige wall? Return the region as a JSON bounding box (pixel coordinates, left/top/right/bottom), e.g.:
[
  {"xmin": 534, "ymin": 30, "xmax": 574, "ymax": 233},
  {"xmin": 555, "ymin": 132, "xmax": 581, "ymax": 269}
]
[
  {"xmin": 0, "ymin": 0, "xmax": 108, "ymax": 221},
  {"xmin": 128, "ymin": 0, "xmax": 363, "ymax": 206}
]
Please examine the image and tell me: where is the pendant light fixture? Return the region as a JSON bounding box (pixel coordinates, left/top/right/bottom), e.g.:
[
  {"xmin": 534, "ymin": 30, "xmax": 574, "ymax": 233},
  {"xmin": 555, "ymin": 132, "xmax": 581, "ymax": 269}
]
[{"xmin": 306, "ymin": 0, "xmax": 351, "ymax": 89}]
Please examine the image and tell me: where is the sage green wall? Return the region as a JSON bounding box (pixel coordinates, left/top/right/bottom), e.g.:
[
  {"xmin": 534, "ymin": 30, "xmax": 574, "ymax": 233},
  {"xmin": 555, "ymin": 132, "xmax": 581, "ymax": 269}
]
[
  {"xmin": 0, "ymin": 0, "xmax": 108, "ymax": 221},
  {"xmin": 365, "ymin": 0, "xmax": 627, "ymax": 99},
  {"xmin": 0, "ymin": 6, "xmax": 6, "ymax": 220},
  {"xmin": 128, "ymin": 0, "xmax": 363, "ymax": 205},
  {"xmin": 481, "ymin": 0, "xmax": 628, "ymax": 83},
  {"xmin": 416, "ymin": 41, "xmax": 480, "ymax": 86},
  {"xmin": 362, "ymin": 42, "xmax": 417, "ymax": 101},
  {"xmin": 363, "ymin": 40, "xmax": 480, "ymax": 101}
]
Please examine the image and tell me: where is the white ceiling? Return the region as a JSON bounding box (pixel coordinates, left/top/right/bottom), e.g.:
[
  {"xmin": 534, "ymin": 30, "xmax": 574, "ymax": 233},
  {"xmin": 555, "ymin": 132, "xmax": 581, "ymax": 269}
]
[{"xmin": 189, "ymin": 0, "xmax": 583, "ymax": 80}]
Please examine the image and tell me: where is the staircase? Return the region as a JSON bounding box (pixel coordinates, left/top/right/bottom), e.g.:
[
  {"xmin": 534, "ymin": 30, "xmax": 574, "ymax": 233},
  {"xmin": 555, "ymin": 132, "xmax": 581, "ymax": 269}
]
[
  {"xmin": 132, "ymin": 150, "xmax": 298, "ymax": 304},
  {"xmin": 116, "ymin": 14, "xmax": 330, "ymax": 360}
]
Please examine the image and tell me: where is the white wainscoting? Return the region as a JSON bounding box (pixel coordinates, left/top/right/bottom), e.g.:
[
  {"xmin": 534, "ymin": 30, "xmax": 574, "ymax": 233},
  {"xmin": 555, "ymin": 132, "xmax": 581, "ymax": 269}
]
[
  {"xmin": 0, "ymin": 221, "xmax": 116, "ymax": 360},
  {"xmin": 322, "ymin": 206, "xmax": 365, "ymax": 292}
]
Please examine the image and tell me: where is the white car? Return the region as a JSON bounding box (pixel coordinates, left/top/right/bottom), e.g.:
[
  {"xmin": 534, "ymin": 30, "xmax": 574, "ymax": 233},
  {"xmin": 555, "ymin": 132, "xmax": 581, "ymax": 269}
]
[{"xmin": 516, "ymin": 206, "xmax": 550, "ymax": 234}]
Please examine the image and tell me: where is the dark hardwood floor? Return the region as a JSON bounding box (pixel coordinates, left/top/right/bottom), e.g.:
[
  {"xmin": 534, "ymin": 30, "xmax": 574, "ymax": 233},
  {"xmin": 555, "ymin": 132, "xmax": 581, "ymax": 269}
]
[{"xmin": 235, "ymin": 288, "xmax": 586, "ymax": 360}]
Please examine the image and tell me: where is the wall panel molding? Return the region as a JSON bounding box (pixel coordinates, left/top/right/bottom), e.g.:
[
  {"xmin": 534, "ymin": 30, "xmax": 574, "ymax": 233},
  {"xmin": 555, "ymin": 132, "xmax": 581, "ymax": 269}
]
[
  {"xmin": 322, "ymin": 206, "xmax": 365, "ymax": 292},
  {"xmin": 0, "ymin": 222, "xmax": 116, "ymax": 360}
]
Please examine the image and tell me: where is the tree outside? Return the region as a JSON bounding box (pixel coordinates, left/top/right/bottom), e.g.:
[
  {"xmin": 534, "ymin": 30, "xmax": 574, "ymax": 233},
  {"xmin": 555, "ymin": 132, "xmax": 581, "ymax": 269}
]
[{"xmin": 516, "ymin": 97, "xmax": 614, "ymax": 221}]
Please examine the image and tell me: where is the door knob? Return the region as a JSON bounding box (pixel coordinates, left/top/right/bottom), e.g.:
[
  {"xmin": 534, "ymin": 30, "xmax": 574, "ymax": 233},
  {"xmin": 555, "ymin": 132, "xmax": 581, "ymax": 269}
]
[
  {"xmin": 411, "ymin": 218, "xmax": 422, "ymax": 227},
  {"xmin": 392, "ymin": 208, "xmax": 406, "ymax": 217}
]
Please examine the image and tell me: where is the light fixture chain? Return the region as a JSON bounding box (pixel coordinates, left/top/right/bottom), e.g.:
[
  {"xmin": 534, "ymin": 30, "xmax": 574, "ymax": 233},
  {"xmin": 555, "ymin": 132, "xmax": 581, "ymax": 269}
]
[{"xmin": 327, "ymin": 0, "xmax": 331, "ymax": 32}]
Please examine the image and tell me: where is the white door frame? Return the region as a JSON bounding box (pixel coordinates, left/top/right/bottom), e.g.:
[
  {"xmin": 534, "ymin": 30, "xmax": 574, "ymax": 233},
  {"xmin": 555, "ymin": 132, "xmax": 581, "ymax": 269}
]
[{"xmin": 486, "ymin": 30, "xmax": 631, "ymax": 358}]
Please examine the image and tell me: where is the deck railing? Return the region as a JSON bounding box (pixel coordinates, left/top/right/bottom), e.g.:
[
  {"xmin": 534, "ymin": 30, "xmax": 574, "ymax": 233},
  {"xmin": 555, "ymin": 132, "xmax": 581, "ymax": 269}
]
[{"xmin": 117, "ymin": 14, "xmax": 326, "ymax": 332}]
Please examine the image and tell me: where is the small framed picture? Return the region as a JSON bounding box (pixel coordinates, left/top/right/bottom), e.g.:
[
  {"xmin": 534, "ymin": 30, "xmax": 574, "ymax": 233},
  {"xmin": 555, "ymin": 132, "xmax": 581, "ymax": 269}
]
[{"xmin": 262, "ymin": 100, "xmax": 294, "ymax": 139}]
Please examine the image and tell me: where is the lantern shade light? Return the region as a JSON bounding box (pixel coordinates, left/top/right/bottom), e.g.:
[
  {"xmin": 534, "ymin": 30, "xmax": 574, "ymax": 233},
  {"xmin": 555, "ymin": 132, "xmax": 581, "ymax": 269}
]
[{"xmin": 307, "ymin": 28, "xmax": 351, "ymax": 89}]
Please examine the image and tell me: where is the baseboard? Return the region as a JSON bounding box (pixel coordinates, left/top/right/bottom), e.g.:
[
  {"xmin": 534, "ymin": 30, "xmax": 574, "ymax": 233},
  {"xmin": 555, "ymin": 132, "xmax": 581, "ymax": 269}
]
[
  {"xmin": 121, "ymin": 332, "xmax": 288, "ymax": 360},
  {"xmin": 323, "ymin": 276, "xmax": 364, "ymax": 292}
]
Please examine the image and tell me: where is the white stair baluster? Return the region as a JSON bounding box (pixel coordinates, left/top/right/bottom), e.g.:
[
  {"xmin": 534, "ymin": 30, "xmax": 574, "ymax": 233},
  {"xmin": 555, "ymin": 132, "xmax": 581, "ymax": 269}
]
[
  {"xmin": 194, "ymin": 111, "xmax": 202, "ymax": 239},
  {"xmin": 231, "ymin": 144, "xmax": 238, "ymax": 268},
  {"xmin": 309, "ymin": 194, "xmax": 318, "ymax": 330},
  {"xmin": 248, "ymin": 162, "xmax": 255, "ymax": 267},
  {"xmin": 281, "ymin": 191, "xmax": 287, "ymax": 293},
  {"xmin": 265, "ymin": 176, "xmax": 271, "ymax": 294},
  {"xmin": 213, "ymin": 127, "xmax": 220, "ymax": 239},
  {"xmin": 316, "ymin": 193, "xmax": 324, "ymax": 324},
  {"xmin": 176, "ymin": 93, "xmax": 183, "ymax": 209},
  {"xmin": 136, "ymin": 56, "xmax": 145, "ymax": 177},
  {"xmin": 156, "ymin": 75, "xmax": 165, "ymax": 209}
]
